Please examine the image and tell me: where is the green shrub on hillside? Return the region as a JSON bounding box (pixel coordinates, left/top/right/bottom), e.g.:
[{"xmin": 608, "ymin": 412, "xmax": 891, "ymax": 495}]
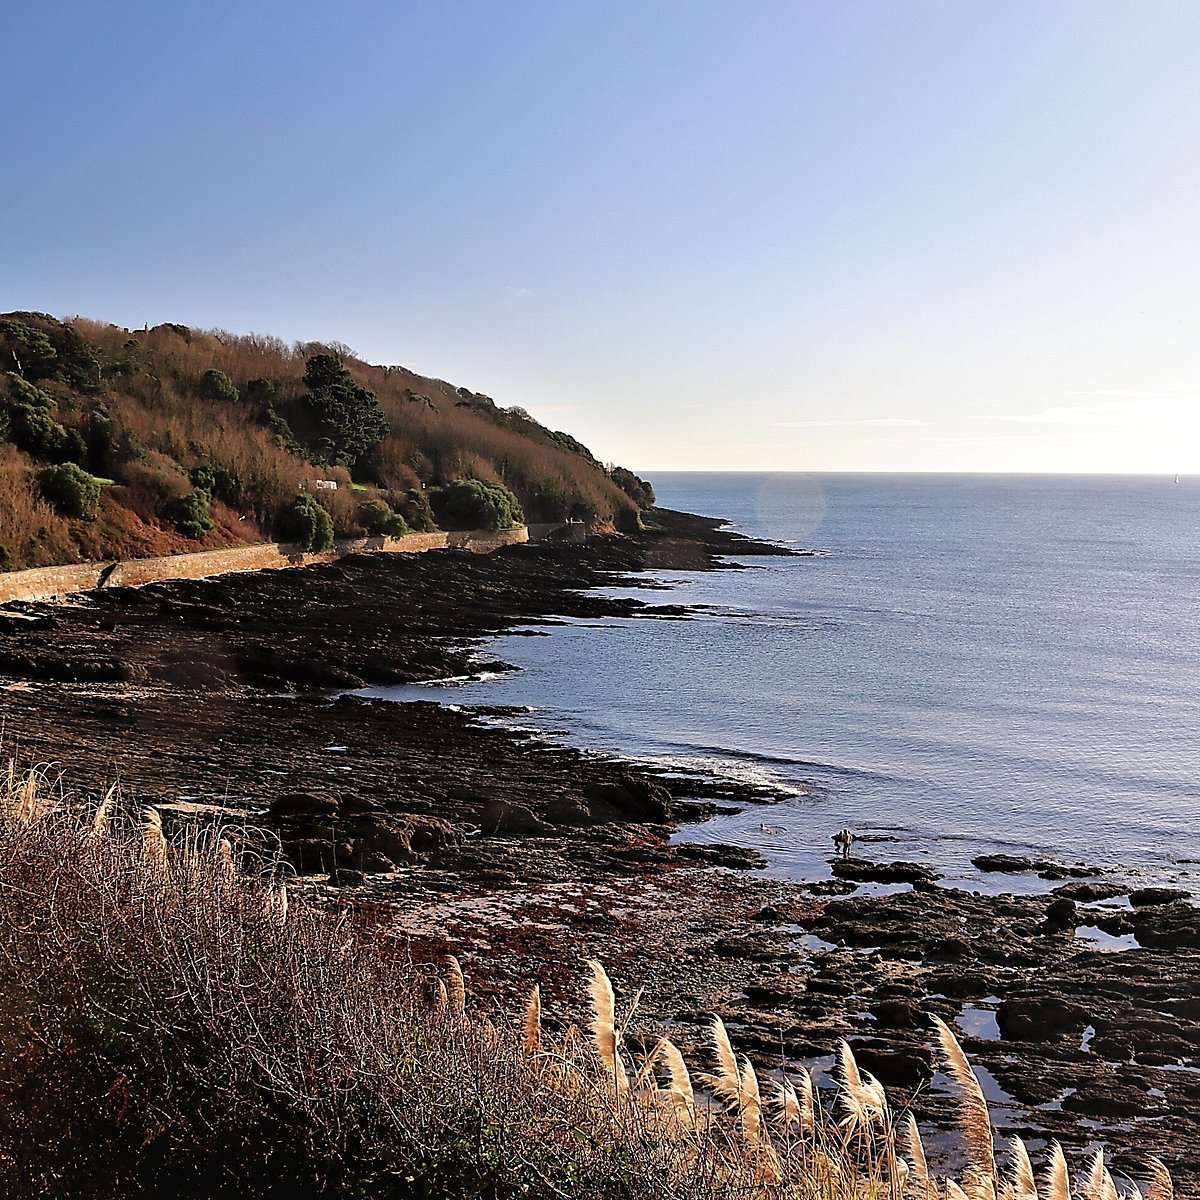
[
  {"xmin": 4, "ymin": 373, "xmax": 53, "ymax": 410},
  {"xmin": 148, "ymin": 321, "xmax": 193, "ymax": 343},
  {"xmin": 546, "ymin": 427, "xmax": 602, "ymax": 469},
  {"xmin": 12, "ymin": 405, "xmax": 85, "ymax": 465},
  {"xmin": 610, "ymin": 466, "xmax": 656, "ymax": 508},
  {"xmin": 86, "ymin": 401, "xmax": 116, "ymax": 476},
  {"xmin": 280, "ymin": 493, "xmax": 334, "ymax": 551},
  {"xmin": 198, "ymin": 369, "xmax": 239, "ymax": 404},
  {"xmin": 172, "ymin": 491, "xmax": 217, "ymax": 540},
  {"xmin": 392, "ymin": 487, "xmax": 438, "ymax": 533},
  {"xmin": 113, "ymin": 427, "xmax": 149, "ymax": 465},
  {"xmin": 2, "ymin": 375, "xmax": 87, "ymax": 466},
  {"xmin": 0, "ymin": 314, "xmax": 100, "ymax": 389},
  {"xmin": 299, "ymin": 354, "xmax": 389, "ymax": 468},
  {"xmin": 429, "ymin": 478, "xmax": 524, "ymax": 531},
  {"xmin": 0, "ymin": 320, "xmax": 58, "ymax": 381},
  {"xmin": 245, "ymin": 377, "xmax": 276, "ymax": 406},
  {"xmin": 38, "ymin": 463, "xmax": 101, "ymax": 519},
  {"xmin": 359, "ymin": 497, "xmax": 409, "ymax": 537},
  {"xmin": 190, "ymin": 461, "xmax": 242, "ymax": 507}
]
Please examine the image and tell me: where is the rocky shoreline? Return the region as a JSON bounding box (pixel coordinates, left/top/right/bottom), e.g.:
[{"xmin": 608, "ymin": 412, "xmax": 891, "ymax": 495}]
[{"xmin": 1, "ymin": 508, "xmax": 1196, "ymax": 1185}]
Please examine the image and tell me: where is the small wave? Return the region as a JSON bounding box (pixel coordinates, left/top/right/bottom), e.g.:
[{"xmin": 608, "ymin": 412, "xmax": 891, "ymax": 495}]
[
  {"xmin": 417, "ymin": 669, "xmax": 514, "ymax": 687},
  {"xmin": 654, "ymin": 736, "xmax": 917, "ymax": 787},
  {"xmin": 639, "ymin": 752, "xmax": 796, "ymax": 793}
]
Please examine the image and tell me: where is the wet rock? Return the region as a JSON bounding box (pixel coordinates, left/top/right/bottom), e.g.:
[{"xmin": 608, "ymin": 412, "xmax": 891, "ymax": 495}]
[
  {"xmin": 972, "ymin": 853, "xmax": 1099, "ymax": 879},
  {"xmin": 281, "ymin": 838, "xmax": 338, "ymax": 873},
  {"xmin": 478, "ymin": 800, "xmax": 550, "ymax": 837},
  {"xmin": 269, "ymin": 792, "xmax": 339, "ymax": 819},
  {"xmin": 709, "ymin": 931, "xmax": 792, "ymax": 961},
  {"xmin": 0, "ymin": 611, "xmax": 53, "ymax": 632},
  {"xmin": 447, "ymin": 784, "xmax": 488, "ymax": 805},
  {"xmin": 1064, "ymin": 1079, "xmax": 1156, "ymax": 1118},
  {"xmin": 829, "ymin": 858, "xmax": 938, "ymax": 884},
  {"xmin": 245, "ymin": 652, "xmax": 365, "ymax": 689},
  {"xmin": 871, "ymin": 999, "xmax": 923, "ymax": 1029},
  {"xmin": 1125, "ymin": 1017, "xmax": 1198, "ymax": 1058},
  {"xmin": 582, "ymin": 775, "xmax": 672, "ymax": 822},
  {"xmin": 928, "ymin": 937, "xmax": 971, "ymax": 960},
  {"xmin": 1088, "ymin": 910, "xmax": 1133, "ymax": 936},
  {"xmin": 154, "ymin": 658, "xmax": 233, "ymax": 686},
  {"xmin": 365, "ymin": 815, "xmax": 461, "ymax": 864},
  {"xmin": 753, "ymin": 906, "xmax": 786, "ymax": 923},
  {"xmin": 742, "ymin": 977, "xmax": 810, "ymax": 1006},
  {"xmin": 544, "ymin": 797, "xmax": 598, "ymax": 827},
  {"xmin": 1052, "ymin": 881, "xmax": 1126, "ymax": 902},
  {"xmin": 340, "ymin": 795, "xmax": 383, "ymax": 815},
  {"xmin": 853, "ymin": 1042, "xmax": 933, "ymax": 1088},
  {"xmin": 1129, "ymin": 887, "xmax": 1190, "ymax": 907},
  {"xmin": 610, "ymin": 846, "xmax": 669, "ymax": 865},
  {"xmin": 806, "ymin": 878, "xmax": 857, "ymax": 895},
  {"xmin": 1088, "ymin": 1032, "xmax": 1134, "ymax": 1060},
  {"xmin": 998, "ymin": 996, "xmax": 1090, "ymax": 1041},
  {"xmin": 675, "ymin": 843, "xmax": 767, "ymax": 869},
  {"xmin": 1042, "ymin": 897, "xmax": 1077, "ymax": 931},
  {"xmin": 1132, "ymin": 902, "xmax": 1200, "ymax": 950},
  {"xmin": 0, "ymin": 651, "xmax": 130, "ymax": 683},
  {"xmin": 1169, "ymin": 996, "xmax": 1200, "ymax": 1021},
  {"xmin": 360, "ymin": 850, "xmax": 398, "ymax": 873}
]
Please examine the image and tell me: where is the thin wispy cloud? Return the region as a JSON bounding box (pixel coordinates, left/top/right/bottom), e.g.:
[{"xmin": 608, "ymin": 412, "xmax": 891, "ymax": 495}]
[
  {"xmin": 1053, "ymin": 388, "xmax": 1174, "ymax": 398},
  {"xmin": 984, "ymin": 404, "xmax": 1136, "ymax": 427},
  {"xmin": 771, "ymin": 417, "xmax": 930, "ymax": 429},
  {"xmin": 982, "ymin": 396, "xmax": 1198, "ymax": 427}
]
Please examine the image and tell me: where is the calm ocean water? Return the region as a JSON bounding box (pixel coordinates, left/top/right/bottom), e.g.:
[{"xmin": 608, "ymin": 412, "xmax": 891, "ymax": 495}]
[{"xmin": 367, "ymin": 473, "xmax": 1200, "ymax": 893}]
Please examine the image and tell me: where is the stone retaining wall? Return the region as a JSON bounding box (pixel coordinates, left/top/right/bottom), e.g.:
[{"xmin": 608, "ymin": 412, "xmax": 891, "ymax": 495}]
[{"xmin": 0, "ymin": 525, "xmax": 530, "ymax": 605}]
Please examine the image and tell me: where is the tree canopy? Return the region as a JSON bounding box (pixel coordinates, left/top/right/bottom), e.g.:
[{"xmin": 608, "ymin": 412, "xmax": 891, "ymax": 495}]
[
  {"xmin": 429, "ymin": 478, "xmax": 524, "ymax": 531},
  {"xmin": 300, "ymin": 354, "xmax": 389, "ymax": 468}
]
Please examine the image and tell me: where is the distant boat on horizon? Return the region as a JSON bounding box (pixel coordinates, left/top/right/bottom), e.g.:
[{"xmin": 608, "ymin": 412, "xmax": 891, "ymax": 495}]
[{"xmin": 1175, "ymin": 473, "xmax": 1181, "ymax": 484}]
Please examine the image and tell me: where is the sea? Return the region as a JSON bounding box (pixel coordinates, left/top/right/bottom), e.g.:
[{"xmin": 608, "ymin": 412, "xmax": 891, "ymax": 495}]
[{"xmin": 364, "ymin": 473, "xmax": 1200, "ymax": 895}]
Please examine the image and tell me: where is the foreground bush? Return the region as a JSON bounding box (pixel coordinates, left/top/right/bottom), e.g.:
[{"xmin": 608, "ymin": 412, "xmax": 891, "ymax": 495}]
[{"xmin": 0, "ymin": 763, "xmax": 1177, "ymax": 1200}]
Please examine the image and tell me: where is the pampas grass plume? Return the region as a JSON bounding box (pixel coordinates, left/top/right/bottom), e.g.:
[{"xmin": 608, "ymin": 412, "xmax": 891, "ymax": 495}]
[
  {"xmin": 932, "ymin": 1015, "xmax": 995, "ymax": 1189},
  {"xmin": 1043, "ymin": 1142, "xmax": 1070, "ymax": 1200},
  {"xmin": 444, "ymin": 954, "xmax": 466, "ymax": 1018},
  {"xmin": 1009, "ymin": 1137, "xmax": 1036, "ymax": 1200},
  {"xmin": 1146, "ymin": 1158, "xmax": 1173, "ymax": 1200},
  {"xmin": 523, "ymin": 984, "xmax": 541, "ymax": 1053},
  {"xmin": 586, "ymin": 959, "xmax": 627, "ymax": 1093}
]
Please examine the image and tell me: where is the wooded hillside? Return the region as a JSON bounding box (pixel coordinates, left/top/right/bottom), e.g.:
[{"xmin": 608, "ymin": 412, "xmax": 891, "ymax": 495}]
[{"xmin": 0, "ymin": 312, "xmax": 655, "ymax": 571}]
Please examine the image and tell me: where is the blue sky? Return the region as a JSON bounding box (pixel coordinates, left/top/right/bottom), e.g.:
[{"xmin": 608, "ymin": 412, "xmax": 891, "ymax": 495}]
[{"xmin": 4, "ymin": 2, "xmax": 1200, "ymax": 472}]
